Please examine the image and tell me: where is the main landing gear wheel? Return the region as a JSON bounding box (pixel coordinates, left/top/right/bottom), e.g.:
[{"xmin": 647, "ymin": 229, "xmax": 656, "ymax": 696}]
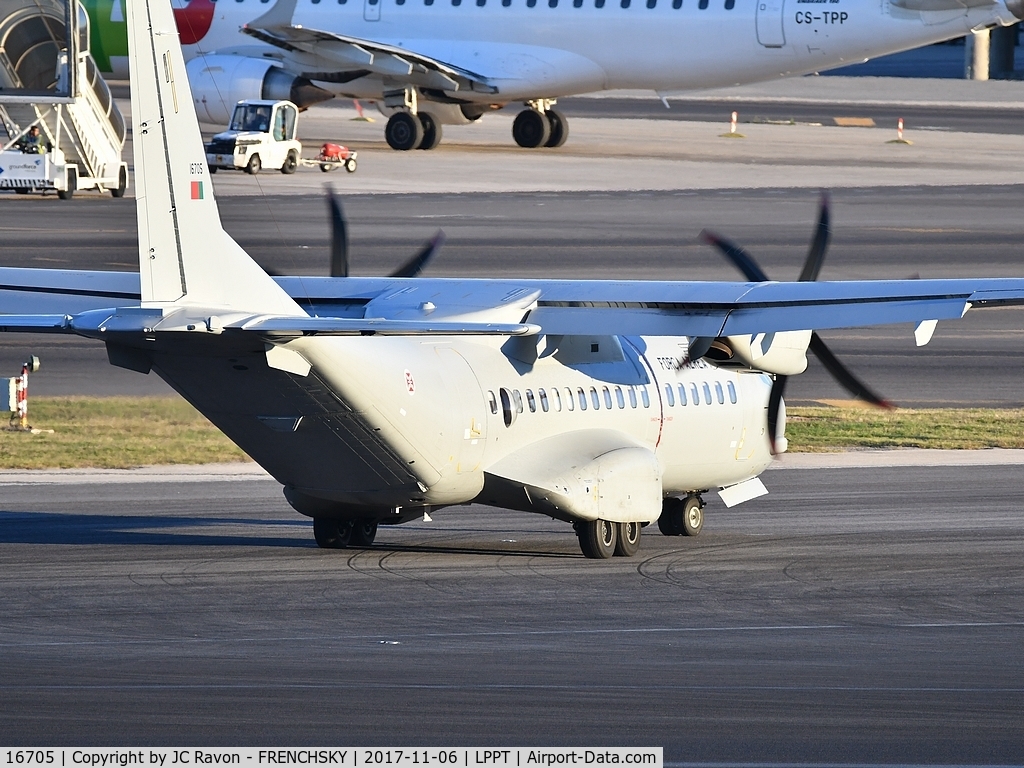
[
  {"xmin": 544, "ymin": 108, "xmax": 569, "ymax": 148},
  {"xmin": 386, "ymin": 111, "xmax": 424, "ymax": 151},
  {"xmin": 512, "ymin": 109, "xmax": 551, "ymax": 148},
  {"xmin": 658, "ymin": 496, "xmax": 705, "ymax": 537},
  {"xmin": 313, "ymin": 518, "xmax": 352, "ymax": 549},
  {"xmin": 614, "ymin": 521, "xmax": 641, "ymax": 557},
  {"xmin": 575, "ymin": 519, "xmax": 617, "ymax": 559},
  {"xmin": 417, "ymin": 112, "xmax": 443, "ymax": 150},
  {"xmin": 350, "ymin": 520, "xmax": 378, "ymax": 547}
]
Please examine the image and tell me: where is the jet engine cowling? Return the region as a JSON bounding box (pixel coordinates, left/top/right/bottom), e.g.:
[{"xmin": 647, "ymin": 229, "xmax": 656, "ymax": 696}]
[{"xmin": 185, "ymin": 55, "xmax": 333, "ymax": 124}]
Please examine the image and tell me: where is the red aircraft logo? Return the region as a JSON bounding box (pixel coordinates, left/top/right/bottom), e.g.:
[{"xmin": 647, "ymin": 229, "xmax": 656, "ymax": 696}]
[{"xmin": 172, "ymin": 0, "xmax": 215, "ymax": 45}]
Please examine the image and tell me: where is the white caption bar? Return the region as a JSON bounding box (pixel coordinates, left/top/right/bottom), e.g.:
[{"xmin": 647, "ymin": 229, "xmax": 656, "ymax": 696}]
[{"xmin": 2, "ymin": 750, "xmax": 663, "ymax": 768}]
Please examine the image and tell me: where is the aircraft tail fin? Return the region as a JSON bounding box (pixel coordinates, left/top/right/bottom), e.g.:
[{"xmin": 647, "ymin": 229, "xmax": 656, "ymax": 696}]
[{"xmin": 127, "ymin": 0, "xmax": 303, "ymax": 316}]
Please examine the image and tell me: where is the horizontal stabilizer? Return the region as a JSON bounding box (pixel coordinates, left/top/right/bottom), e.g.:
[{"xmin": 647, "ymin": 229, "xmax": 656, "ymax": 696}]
[
  {"xmin": 0, "ymin": 315, "xmax": 73, "ymax": 333},
  {"xmin": 239, "ymin": 315, "xmax": 540, "ymax": 337}
]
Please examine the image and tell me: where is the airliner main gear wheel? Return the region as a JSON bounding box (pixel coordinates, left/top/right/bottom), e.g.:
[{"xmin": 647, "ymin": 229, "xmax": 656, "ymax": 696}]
[
  {"xmin": 614, "ymin": 521, "xmax": 641, "ymax": 557},
  {"xmin": 512, "ymin": 109, "xmax": 551, "ymax": 148},
  {"xmin": 385, "ymin": 111, "xmax": 424, "ymax": 151},
  {"xmin": 350, "ymin": 520, "xmax": 378, "ymax": 547},
  {"xmin": 313, "ymin": 518, "xmax": 352, "ymax": 549},
  {"xmin": 544, "ymin": 108, "xmax": 569, "ymax": 148},
  {"xmin": 575, "ymin": 519, "xmax": 617, "ymax": 559},
  {"xmin": 417, "ymin": 112, "xmax": 443, "ymax": 150}
]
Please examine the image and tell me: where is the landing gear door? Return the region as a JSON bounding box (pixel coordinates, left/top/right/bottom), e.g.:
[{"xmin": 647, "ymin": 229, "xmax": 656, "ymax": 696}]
[
  {"xmin": 364, "ymin": 0, "xmax": 382, "ymax": 21},
  {"xmin": 756, "ymin": 0, "xmax": 786, "ymax": 47}
]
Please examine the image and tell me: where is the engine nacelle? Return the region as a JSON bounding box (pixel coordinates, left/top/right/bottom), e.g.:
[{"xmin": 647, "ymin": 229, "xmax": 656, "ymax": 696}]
[
  {"xmin": 186, "ymin": 55, "xmax": 333, "ymax": 124},
  {"xmin": 725, "ymin": 330, "xmax": 812, "ymax": 376}
]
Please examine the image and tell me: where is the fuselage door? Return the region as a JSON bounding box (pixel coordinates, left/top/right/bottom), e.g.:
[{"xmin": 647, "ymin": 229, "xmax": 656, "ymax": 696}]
[
  {"xmin": 756, "ymin": 0, "xmax": 786, "ymax": 47},
  {"xmin": 364, "ymin": 0, "xmax": 382, "ymax": 22}
]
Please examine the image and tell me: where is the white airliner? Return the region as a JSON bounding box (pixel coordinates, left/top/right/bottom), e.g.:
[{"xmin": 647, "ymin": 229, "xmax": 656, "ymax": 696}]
[
  {"xmin": 4, "ymin": 0, "xmax": 1024, "ymax": 557},
  {"xmin": 95, "ymin": 0, "xmax": 1023, "ymax": 150}
]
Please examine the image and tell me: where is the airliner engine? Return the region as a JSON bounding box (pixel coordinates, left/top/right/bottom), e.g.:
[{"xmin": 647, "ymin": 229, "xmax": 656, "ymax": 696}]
[{"xmin": 185, "ymin": 54, "xmax": 333, "ymax": 124}]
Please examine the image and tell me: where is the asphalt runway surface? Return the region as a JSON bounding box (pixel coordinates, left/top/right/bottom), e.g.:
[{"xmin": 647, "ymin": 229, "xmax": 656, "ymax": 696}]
[
  {"xmin": 558, "ymin": 97, "xmax": 1024, "ymax": 136},
  {"xmin": 3, "ymin": 185, "xmax": 1024, "ymax": 406},
  {"xmin": 0, "ymin": 463, "xmax": 1021, "ymax": 762}
]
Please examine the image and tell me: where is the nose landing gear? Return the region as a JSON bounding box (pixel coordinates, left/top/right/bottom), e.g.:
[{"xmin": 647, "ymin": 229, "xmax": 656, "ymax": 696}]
[{"xmin": 658, "ymin": 494, "xmax": 705, "ymax": 537}]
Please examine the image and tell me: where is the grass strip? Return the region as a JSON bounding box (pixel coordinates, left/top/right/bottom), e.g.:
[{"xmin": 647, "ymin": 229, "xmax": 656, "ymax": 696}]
[
  {"xmin": 0, "ymin": 396, "xmax": 247, "ymax": 469},
  {"xmin": 2, "ymin": 398, "xmax": 1023, "ymax": 469},
  {"xmin": 787, "ymin": 406, "xmax": 1024, "ymax": 452}
]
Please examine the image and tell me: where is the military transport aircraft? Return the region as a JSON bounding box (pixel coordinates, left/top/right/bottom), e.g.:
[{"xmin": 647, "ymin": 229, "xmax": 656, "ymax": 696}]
[
  {"xmin": 80, "ymin": 0, "xmax": 1023, "ymax": 150},
  {"xmin": 4, "ymin": 0, "xmax": 1024, "ymax": 558}
]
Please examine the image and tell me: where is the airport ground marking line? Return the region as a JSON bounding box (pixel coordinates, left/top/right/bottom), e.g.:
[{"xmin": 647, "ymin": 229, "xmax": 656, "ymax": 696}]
[{"xmin": 1, "ymin": 621, "xmax": 1022, "ymax": 649}]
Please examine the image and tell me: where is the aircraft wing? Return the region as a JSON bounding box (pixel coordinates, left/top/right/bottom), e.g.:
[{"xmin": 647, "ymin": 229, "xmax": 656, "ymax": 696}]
[
  {"xmin": 276, "ymin": 275, "xmax": 1024, "ymax": 338},
  {"xmin": 240, "ymin": 0, "xmax": 497, "ymax": 94},
  {"xmin": 4, "ymin": 268, "xmax": 1024, "ymax": 340}
]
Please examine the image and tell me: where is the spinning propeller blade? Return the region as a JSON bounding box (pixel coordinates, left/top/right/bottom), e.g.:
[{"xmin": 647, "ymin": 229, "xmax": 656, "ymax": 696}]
[
  {"xmin": 327, "ymin": 187, "xmax": 349, "ymax": 278},
  {"xmin": 702, "ymin": 193, "xmax": 891, "ymax": 452},
  {"xmin": 327, "ymin": 189, "xmax": 443, "ymax": 278}
]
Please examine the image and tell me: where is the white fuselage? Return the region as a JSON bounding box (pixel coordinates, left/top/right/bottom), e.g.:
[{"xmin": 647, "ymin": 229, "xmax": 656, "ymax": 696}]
[
  {"xmin": 270, "ymin": 332, "xmax": 774, "ymax": 515},
  {"xmin": 179, "ymin": 0, "xmax": 1018, "ymax": 101}
]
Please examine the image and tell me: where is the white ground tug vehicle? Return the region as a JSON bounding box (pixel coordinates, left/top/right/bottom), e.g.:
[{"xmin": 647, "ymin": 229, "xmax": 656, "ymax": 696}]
[{"xmin": 205, "ymin": 99, "xmax": 356, "ymax": 175}]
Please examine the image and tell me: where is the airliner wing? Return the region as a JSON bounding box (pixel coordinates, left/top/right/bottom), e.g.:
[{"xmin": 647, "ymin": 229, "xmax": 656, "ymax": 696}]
[{"xmin": 241, "ymin": 0, "xmax": 497, "ymax": 94}]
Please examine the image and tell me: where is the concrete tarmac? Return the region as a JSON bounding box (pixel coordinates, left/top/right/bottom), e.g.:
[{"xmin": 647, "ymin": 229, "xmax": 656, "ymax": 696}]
[{"xmin": 0, "ymin": 462, "xmax": 1021, "ymax": 762}]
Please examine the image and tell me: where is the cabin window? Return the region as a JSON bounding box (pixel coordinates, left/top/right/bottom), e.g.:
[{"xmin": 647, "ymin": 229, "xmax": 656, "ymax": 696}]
[
  {"xmin": 574, "ymin": 0, "xmax": 584, "ymax": 6},
  {"xmin": 526, "ymin": 389, "xmax": 537, "ymax": 412},
  {"xmin": 664, "ymin": 384, "xmax": 675, "ymax": 407},
  {"xmin": 452, "ymin": 0, "xmax": 462, "ymax": 6},
  {"xmin": 564, "ymin": 387, "xmax": 574, "ymax": 411},
  {"xmin": 425, "ymin": 0, "xmax": 434, "ymax": 6},
  {"xmin": 513, "ymin": 389, "xmax": 524, "ymax": 413},
  {"xmin": 677, "ymin": 383, "xmax": 687, "ymax": 406},
  {"xmin": 727, "ymin": 380, "xmax": 738, "ymax": 404},
  {"xmin": 715, "ymin": 382, "xmax": 725, "ymax": 404},
  {"xmin": 641, "ymin": 387, "xmax": 651, "ymax": 408},
  {"xmin": 527, "ymin": 0, "xmax": 537, "ymax": 6},
  {"xmin": 503, "ymin": 0, "xmax": 512, "ymax": 4},
  {"xmin": 499, "ymin": 388, "xmax": 515, "ymax": 427},
  {"xmin": 628, "ymin": 387, "xmax": 638, "ymax": 408},
  {"xmin": 621, "ymin": 0, "xmax": 631, "ymax": 6},
  {"xmin": 552, "ymin": 388, "xmax": 562, "ymax": 411},
  {"xmin": 577, "ymin": 387, "xmax": 588, "ymax": 411},
  {"xmin": 595, "ymin": 0, "xmax": 605, "ymax": 7},
  {"xmin": 590, "ymin": 387, "xmax": 600, "ymax": 410},
  {"xmin": 603, "ymin": 387, "xmax": 613, "ymax": 409},
  {"xmin": 550, "ymin": 0, "xmax": 558, "ymax": 6},
  {"xmin": 338, "ymin": 0, "xmax": 348, "ymax": 4},
  {"xmin": 698, "ymin": 0, "xmax": 708, "ymax": 7},
  {"xmin": 725, "ymin": 0, "xmax": 734, "ymax": 7},
  {"xmin": 702, "ymin": 382, "xmax": 712, "ymax": 405},
  {"xmin": 539, "ymin": 388, "xmax": 549, "ymax": 412},
  {"xmin": 647, "ymin": 0, "xmax": 656, "ymax": 6},
  {"xmin": 615, "ymin": 386, "xmax": 625, "ymax": 409},
  {"xmin": 691, "ymin": 383, "xmax": 700, "ymax": 406},
  {"xmin": 487, "ymin": 390, "xmax": 498, "ymax": 415},
  {"xmin": 673, "ymin": 0, "xmax": 682, "ymax": 6},
  {"xmin": 312, "ymin": 0, "xmax": 321, "ymax": 4}
]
